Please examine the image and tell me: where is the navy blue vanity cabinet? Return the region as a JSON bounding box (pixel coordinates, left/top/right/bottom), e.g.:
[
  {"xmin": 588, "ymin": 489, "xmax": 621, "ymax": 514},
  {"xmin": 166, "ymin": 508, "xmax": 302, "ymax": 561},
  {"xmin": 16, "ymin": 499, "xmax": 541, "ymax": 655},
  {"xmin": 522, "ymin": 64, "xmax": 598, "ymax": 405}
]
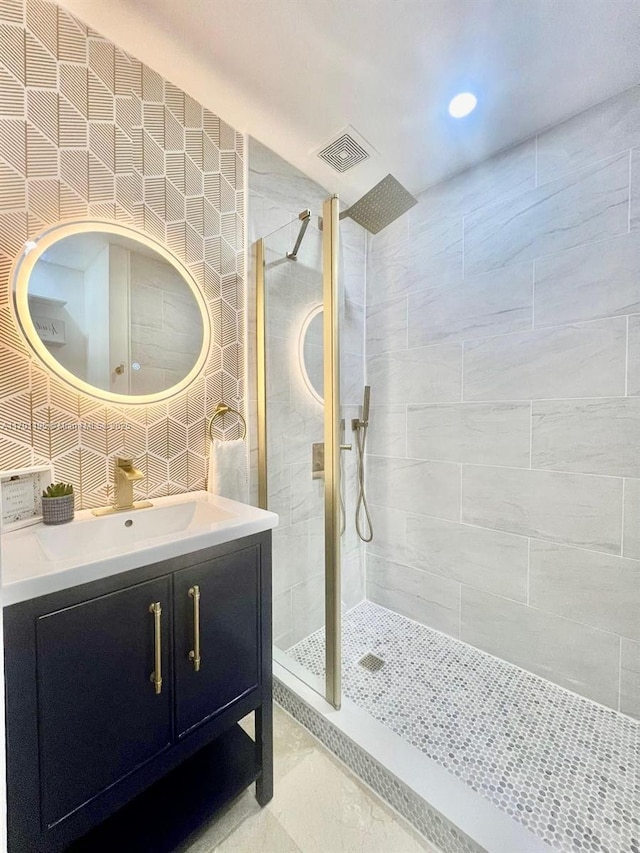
[
  {"xmin": 173, "ymin": 545, "xmax": 260, "ymax": 737},
  {"xmin": 4, "ymin": 531, "xmax": 273, "ymax": 853},
  {"xmin": 37, "ymin": 577, "xmax": 173, "ymax": 830}
]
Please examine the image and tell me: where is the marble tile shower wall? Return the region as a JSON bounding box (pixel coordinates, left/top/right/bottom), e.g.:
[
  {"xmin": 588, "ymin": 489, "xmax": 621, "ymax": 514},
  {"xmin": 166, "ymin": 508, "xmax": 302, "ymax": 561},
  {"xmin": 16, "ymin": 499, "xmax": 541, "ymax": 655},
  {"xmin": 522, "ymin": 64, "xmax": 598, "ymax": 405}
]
[
  {"xmin": 364, "ymin": 85, "xmax": 640, "ymax": 717},
  {"xmin": 247, "ymin": 140, "xmax": 366, "ymax": 647}
]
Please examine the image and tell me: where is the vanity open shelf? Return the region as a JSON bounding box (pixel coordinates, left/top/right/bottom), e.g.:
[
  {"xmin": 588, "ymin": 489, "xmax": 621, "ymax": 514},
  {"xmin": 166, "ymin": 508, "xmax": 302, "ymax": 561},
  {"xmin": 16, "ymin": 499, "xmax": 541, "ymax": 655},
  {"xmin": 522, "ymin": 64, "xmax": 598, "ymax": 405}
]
[
  {"xmin": 68, "ymin": 725, "xmax": 259, "ymax": 853},
  {"xmin": 3, "ymin": 526, "xmax": 274, "ymax": 853}
]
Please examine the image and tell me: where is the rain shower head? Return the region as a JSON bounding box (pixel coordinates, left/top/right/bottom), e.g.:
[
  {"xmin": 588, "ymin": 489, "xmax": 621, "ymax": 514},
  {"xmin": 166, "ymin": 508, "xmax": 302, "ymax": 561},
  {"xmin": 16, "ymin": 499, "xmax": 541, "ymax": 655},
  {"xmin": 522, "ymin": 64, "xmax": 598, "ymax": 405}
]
[{"xmin": 339, "ymin": 174, "xmax": 418, "ymax": 234}]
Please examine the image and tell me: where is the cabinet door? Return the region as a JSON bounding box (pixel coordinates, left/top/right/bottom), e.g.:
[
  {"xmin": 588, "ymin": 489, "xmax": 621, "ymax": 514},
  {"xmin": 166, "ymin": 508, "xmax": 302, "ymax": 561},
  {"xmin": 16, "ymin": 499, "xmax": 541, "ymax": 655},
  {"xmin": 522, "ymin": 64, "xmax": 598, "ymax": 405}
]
[
  {"xmin": 36, "ymin": 576, "xmax": 172, "ymax": 829},
  {"xmin": 174, "ymin": 546, "xmax": 260, "ymax": 737}
]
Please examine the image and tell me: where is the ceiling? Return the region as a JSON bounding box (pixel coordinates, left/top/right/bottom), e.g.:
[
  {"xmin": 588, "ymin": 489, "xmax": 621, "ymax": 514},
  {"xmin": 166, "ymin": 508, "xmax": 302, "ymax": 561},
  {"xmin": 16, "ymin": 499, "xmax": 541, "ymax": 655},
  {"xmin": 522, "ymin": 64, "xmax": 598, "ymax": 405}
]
[{"xmin": 62, "ymin": 0, "xmax": 640, "ymax": 203}]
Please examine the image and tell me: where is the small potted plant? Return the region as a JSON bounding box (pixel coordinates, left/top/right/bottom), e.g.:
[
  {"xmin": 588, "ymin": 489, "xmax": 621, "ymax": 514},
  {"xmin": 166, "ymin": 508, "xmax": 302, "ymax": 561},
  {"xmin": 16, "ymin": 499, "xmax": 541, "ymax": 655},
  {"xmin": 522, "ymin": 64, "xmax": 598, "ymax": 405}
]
[{"xmin": 41, "ymin": 482, "xmax": 75, "ymax": 525}]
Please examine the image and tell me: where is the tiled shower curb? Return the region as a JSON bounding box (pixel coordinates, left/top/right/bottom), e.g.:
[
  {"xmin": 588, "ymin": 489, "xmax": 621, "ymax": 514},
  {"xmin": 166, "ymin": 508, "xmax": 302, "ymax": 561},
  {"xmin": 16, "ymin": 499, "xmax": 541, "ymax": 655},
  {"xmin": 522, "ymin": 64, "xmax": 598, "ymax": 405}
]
[{"xmin": 273, "ymin": 668, "xmax": 547, "ymax": 853}]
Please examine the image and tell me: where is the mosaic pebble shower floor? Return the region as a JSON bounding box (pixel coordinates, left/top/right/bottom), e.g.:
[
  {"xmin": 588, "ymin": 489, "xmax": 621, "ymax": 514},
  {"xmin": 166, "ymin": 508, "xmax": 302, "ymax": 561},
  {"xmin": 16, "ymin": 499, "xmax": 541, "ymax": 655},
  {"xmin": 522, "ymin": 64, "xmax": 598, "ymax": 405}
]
[{"xmin": 286, "ymin": 601, "xmax": 640, "ymax": 853}]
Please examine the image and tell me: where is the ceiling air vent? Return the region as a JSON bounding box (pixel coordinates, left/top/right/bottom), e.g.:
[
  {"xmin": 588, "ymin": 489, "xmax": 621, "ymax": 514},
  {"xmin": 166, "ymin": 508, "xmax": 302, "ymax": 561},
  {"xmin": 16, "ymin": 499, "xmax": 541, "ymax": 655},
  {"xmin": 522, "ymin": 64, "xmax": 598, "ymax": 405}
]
[{"xmin": 316, "ymin": 126, "xmax": 373, "ymax": 173}]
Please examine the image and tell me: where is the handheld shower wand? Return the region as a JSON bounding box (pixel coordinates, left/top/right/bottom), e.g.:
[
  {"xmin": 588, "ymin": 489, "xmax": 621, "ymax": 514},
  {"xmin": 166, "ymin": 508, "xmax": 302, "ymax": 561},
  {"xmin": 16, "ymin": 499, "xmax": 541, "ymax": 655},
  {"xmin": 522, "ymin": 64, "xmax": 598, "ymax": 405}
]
[
  {"xmin": 353, "ymin": 385, "xmax": 373, "ymax": 542},
  {"xmin": 352, "ymin": 384, "xmax": 370, "ymax": 431}
]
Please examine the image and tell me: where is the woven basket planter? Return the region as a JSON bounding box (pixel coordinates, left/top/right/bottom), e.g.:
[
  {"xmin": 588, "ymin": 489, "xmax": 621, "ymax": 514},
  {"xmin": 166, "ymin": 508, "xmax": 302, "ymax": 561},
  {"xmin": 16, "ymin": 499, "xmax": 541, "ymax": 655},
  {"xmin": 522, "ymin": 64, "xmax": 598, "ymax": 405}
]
[{"xmin": 42, "ymin": 493, "xmax": 75, "ymax": 525}]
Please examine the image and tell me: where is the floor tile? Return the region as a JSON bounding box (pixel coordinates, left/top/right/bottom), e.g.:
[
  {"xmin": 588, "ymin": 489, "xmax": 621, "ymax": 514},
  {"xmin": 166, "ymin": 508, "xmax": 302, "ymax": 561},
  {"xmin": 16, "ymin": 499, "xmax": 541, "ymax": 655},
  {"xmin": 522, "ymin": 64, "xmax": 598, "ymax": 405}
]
[
  {"xmin": 287, "ymin": 601, "xmax": 640, "ymax": 853},
  {"xmin": 184, "ymin": 705, "xmax": 435, "ymax": 853}
]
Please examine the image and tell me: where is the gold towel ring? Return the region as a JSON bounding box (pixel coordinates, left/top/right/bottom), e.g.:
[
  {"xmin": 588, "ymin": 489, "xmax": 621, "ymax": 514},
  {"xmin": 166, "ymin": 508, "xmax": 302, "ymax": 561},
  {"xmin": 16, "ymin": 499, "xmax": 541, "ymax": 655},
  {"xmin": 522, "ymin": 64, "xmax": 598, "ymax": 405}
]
[{"xmin": 208, "ymin": 402, "xmax": 247, "ymax": 441}]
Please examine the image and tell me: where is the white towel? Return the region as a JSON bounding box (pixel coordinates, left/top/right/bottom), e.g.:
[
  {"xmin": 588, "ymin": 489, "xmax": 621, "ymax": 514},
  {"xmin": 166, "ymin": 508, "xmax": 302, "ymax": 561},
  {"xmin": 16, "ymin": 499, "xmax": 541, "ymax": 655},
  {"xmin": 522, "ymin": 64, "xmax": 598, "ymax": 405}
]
[{"xmin": 207, "ymin": 438, "xmax": 248, "ymax": 503}]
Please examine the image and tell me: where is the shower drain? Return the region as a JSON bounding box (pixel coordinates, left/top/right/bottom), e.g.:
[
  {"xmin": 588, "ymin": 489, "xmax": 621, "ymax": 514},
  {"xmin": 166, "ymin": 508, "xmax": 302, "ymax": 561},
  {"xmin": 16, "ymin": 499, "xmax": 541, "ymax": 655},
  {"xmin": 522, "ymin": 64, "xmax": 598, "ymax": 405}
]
[{"xmin": 358, "ymin": 652, "xmax": 385, "ymax": 672}]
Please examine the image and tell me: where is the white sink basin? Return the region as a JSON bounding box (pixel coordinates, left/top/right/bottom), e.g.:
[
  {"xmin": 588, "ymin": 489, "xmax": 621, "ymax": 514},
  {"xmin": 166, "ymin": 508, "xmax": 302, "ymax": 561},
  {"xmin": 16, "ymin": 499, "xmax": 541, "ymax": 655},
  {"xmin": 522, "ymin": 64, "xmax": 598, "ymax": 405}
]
[
  {"xmin": 2, "ymin": 491, "xmax": 278, "ymax": 606},
  {"xmin": 35, "ymin": 499, "xmax": 235, "ymax": 562}
]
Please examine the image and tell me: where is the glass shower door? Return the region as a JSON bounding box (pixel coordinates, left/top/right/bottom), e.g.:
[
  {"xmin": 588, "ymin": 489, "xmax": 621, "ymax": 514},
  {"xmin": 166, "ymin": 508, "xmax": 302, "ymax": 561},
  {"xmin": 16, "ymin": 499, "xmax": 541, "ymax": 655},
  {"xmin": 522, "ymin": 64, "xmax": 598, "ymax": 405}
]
[{"xmin": 255, "ymin": 196, "xmax": 342, "ymax": 707}]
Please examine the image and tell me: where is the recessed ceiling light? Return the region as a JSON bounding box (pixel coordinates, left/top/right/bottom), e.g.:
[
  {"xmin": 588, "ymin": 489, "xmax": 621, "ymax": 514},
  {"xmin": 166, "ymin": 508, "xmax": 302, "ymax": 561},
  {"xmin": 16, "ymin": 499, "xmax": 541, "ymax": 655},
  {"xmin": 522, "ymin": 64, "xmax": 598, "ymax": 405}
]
[{"xmin": 448, "ymin": 92, "xmax": 477, "ymax": 118}]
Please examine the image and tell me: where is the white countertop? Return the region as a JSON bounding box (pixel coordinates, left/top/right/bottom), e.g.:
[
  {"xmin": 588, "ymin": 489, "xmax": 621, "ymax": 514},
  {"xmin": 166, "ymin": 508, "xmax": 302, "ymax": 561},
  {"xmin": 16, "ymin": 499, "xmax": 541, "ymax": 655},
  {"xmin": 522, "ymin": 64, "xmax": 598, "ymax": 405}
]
[{"xmin": 1, "ymin": 491, "xmax": 278, "ymax": 607}]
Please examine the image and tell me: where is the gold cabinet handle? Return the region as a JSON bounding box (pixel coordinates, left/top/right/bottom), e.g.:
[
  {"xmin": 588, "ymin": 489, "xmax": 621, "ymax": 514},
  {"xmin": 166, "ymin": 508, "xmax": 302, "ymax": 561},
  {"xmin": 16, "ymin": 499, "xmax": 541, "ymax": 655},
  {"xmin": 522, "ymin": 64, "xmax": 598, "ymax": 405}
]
[
  {"xmin": 149, "ymin": 602, "xmax": 162, "ymax": 695},
  {"xmin": 188, "ymin": 585, "xmax": 201, "ymax": 672}
]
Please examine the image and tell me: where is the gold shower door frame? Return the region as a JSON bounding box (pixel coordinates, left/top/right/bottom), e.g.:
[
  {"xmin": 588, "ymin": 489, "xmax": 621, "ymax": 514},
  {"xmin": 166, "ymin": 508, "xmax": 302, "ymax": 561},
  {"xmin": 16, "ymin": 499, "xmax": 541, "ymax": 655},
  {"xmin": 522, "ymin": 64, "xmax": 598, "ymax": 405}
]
[{"xmin": 255, "ymin": 195, "xmax": 342, "ymax": 710}]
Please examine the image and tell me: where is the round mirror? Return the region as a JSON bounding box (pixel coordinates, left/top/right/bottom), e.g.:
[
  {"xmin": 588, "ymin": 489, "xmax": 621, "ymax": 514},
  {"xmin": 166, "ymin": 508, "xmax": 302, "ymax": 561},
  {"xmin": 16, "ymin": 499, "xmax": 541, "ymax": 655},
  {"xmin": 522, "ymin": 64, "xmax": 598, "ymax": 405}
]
[
  {"xmin": 12, "ymin": 222, "xmax": 210, "ymax": 403},
  {"xmin": 299, "ymin": 304, "xmax": 323, "ymax": 404}
]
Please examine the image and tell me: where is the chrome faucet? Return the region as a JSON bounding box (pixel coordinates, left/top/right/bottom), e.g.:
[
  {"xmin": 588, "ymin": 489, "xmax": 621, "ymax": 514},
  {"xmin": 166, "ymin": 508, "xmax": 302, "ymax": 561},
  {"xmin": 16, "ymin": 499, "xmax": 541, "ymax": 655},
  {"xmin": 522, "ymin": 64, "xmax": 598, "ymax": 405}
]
[{"xmin": 92, "ymin": 457, "xmax": 152, "ymax": 516}]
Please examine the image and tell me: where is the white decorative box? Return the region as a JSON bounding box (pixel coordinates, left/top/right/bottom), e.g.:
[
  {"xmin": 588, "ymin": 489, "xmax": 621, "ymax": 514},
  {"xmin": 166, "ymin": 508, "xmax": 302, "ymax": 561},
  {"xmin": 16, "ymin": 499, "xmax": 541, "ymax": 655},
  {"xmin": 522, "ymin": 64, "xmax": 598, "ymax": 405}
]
[{"xmin": 0, "ymin": 466, "xmax": 54, "ymax": 533}]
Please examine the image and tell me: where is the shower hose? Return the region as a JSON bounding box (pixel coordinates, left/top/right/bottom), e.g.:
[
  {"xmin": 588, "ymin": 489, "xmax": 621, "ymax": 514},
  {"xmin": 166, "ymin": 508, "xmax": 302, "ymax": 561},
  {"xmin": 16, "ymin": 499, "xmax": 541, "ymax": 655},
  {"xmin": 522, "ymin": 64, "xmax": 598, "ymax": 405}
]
[{"xmin": 355, "ymin": 423, "xmax": 373, "ymax": 542}]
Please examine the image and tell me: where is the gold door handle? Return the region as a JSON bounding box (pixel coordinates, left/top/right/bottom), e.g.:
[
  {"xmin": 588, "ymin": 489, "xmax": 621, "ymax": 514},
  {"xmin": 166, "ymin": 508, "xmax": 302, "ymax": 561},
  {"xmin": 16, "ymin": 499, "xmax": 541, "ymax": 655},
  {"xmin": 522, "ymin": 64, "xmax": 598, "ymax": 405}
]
[
  {"xmin": 149, "ymin": 602, "xmax": 162, "ymax": 695},
  {"xmin": 188, "ymin": 585, "xmax": 201, "ymax": 672}
]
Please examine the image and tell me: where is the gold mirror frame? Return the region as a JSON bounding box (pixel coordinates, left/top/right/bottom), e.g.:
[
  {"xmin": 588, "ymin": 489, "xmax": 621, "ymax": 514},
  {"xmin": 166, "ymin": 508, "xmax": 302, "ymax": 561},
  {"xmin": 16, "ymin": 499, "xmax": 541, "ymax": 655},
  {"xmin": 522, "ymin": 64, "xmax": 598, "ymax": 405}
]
[{"xmin": 11, "ymin": 220, "xmax": 211, "ymax": 406}]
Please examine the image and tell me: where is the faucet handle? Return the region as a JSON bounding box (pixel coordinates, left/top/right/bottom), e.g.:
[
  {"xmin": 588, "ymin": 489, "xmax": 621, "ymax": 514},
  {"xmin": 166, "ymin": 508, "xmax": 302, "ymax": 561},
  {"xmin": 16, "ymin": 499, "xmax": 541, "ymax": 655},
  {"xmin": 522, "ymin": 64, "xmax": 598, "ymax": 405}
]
[{"xmin": 116, "ymin": 457, "xmax": 134, "ymax": 468}]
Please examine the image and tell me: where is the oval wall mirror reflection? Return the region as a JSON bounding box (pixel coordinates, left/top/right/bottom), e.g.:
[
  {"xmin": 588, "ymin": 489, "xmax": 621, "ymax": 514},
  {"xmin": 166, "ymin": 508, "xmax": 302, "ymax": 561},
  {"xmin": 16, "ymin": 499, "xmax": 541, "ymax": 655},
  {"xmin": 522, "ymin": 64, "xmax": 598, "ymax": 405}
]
[
  {"xmin": 299, "ymin": 304, "xmax": 323, "ymax": 404},
  {"xmin": 12, "ymin": 222, "xmax": 210, "ymax": 404}
]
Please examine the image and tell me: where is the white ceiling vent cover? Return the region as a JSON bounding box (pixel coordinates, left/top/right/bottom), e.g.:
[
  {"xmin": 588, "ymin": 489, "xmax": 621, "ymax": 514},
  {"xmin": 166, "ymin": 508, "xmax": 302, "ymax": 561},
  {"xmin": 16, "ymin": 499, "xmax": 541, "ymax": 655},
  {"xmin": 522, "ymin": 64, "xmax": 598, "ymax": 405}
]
[{"xmin": 316, "ymin": 126, "xmax": 375, "ymax": 173}]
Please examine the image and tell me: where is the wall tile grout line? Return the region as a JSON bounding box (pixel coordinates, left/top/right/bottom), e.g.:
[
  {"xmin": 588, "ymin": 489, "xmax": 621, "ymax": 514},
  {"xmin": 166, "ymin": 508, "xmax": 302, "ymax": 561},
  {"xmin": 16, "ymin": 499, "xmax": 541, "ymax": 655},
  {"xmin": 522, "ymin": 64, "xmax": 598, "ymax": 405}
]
[
  {"xmin": 364, "ymin": 503, "xmax": 640, "ymax": 564},
  {"xmin": 366, "ymin": 452, "xmax": 630, "ymax": 482},
  {"xmin": 367, "ymin": 312, "xmax": 627, "ymax": 351},
  {"xmin": 625, "ymin": 313, "xmax": 630, "ymax": 396},
  {"xmin": 620, "ymin": 477, "xmax": 626, "ymax": 557},
  {"xmin": 628, "ymin": 148, "xmax": 633, "ymax": 234},
  {"xmin": 366, "ymin": 227, "xmax": 638, "ymax": 307},
  {"xmin": 617, "ymin": 636, "xmax": 624, "ymax": 712}
]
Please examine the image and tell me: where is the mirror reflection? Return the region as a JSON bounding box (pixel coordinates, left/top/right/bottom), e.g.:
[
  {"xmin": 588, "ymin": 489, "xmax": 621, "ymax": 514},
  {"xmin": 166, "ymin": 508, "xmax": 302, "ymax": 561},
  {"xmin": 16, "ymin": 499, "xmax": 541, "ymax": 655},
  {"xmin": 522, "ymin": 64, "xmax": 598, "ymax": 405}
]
[
  {"xmin": 21, "ymin": 228, "xmax": 205, "ymax": 397},
  {"xmin": 300, "ymin": 305, "xmax": 323, "ymax": 403}
]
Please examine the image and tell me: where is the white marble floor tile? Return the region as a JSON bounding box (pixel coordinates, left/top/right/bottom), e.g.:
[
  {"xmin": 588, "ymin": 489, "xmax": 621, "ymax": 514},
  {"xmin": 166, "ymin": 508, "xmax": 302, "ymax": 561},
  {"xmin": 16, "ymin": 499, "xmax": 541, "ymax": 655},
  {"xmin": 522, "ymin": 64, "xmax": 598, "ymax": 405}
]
[
  {"xmin": 214, "ymin": 808, "xmax": 301, "ymax": 853},
  {"xmin": 271, "ymin": 748, "xmax": 432, "ymax": 853},
  {"xmin": 184, "ymin": 705, "xmax": 435, "ymax": 853},
  {"xmin": 184, "ymin": 789, "xmax": 262, "ymax": 853}
]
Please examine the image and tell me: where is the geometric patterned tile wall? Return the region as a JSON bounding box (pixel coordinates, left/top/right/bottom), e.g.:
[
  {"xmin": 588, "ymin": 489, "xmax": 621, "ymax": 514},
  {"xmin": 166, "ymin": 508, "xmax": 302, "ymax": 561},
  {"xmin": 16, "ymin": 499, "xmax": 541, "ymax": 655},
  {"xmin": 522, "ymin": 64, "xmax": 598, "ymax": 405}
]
[{"xmin": 0, "ymin": 0, "xmax": 245, "ymax": 509}]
